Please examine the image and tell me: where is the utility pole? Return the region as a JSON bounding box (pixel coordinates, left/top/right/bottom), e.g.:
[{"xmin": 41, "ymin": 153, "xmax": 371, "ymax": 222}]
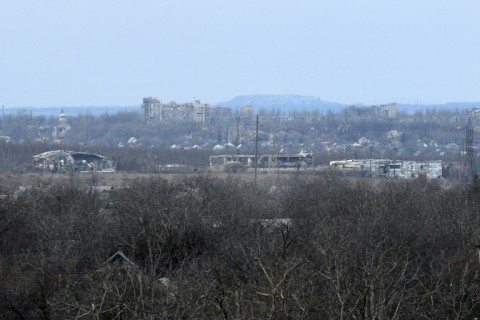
[
  {"xmin": 272, "ymin": 140, "xmax": 275, "ymax": 170},
  {"xmin": 277, "ymin": 141, "xmax": 281, "ymax": 181},
  {"xmin": 91, "ymin": 161, "xmax": 98, "ymax": 186},
  {"xmin": 1, "ymin": 104, "xmax": 4, "ymax": 133},
  {"xmin": 369, "ymin": 146, "xmax": 373, "ymax": 177},
  {"xmin": 235, "ymin": 116, "xmax": 240, "ymax": 144},
  {"xmin": 466, "ymin": 118, "xmax": 476, "ymax": 181},
  {"xmin": 393, "ymin": 160, "xmax": 396, "ymax": 179},
  {"xmin": 254, "ymin": 114, "xmax": 259, "ymax": 185}
]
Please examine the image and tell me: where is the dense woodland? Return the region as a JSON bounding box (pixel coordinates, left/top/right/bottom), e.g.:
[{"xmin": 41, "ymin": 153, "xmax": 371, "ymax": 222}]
[
  {"xmin": 1, "ymin": 174, "xmax": 480, "ymax": 319},
  {"xmin": 0, "ymin": 108, "xmax": 479, "ymax": 318}
]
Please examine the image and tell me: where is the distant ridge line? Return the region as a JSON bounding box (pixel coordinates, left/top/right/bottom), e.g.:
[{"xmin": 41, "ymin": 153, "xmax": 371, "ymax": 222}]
[{"xmin": 3, "ymin": 95, "xmax": 480, "ymax": 116}]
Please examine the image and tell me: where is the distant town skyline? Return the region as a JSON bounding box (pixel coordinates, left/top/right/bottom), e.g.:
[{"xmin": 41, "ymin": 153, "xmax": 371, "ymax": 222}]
[{"xmin": 1, "ymin": 1, "xmax": 480, "ymax": 107}]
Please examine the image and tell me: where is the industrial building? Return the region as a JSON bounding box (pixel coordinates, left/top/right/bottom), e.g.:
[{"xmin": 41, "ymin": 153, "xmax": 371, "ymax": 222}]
[
  {"xmin": 33, "ymin": 150, "xmax": 116, "ymax": 173},
  {"xmin": 329, "ymin": 159, "xmax": 442, "ymax": 179},
  {"xmin": 343, "ymin": 103, "xmax": 397, "ymax": 118},
  {"xmin": 209, "ymin": 152, "xmax": 314, "ymax": 170}
]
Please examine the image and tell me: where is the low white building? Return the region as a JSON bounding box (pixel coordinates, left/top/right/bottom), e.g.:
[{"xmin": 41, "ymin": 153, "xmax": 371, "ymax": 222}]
[
  {"xmin": 330, "ymin": 159, "xmax": 442, "ymax": 179},
  {"xmin": 210, "ymin": 152, "xmax": 314, "ymax": 169}
]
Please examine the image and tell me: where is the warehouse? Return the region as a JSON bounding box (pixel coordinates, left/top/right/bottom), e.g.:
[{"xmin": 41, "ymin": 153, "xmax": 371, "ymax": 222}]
[
  {"xmin": 209, "ymin": 152, "xmax": 313, "ymax": 170},
  {"xmin": 329, "ymin": 159, "xmax": 442, "ymax": 179},
  {"xmin": 33, "ymin": 150, "xmax": 116, "ymax": 173}
]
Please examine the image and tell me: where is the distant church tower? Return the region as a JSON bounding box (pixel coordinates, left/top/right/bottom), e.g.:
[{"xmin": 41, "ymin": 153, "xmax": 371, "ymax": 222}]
[{"xmin": 52, "ymin": 109, "xmax": 71, "ymax": 144}]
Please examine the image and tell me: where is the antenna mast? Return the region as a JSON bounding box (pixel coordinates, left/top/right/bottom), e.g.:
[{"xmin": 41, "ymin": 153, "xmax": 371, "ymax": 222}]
[
  {"xmin": 254, "ymin": 114, "xmax": 259, "ymax": 184},
  {"xmin": 466, "ymin": 118, "xmax": 476, "ymax": 180}
]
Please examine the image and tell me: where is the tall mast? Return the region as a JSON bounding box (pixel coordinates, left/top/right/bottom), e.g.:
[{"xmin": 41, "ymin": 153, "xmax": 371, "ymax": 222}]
[
  {"xmin": 254, "ymin": 114, "xmax": 259, "ymax": 184},
  {"xmin": 466, "ymin": 118, "xmax": 476, "ymax": 180}
]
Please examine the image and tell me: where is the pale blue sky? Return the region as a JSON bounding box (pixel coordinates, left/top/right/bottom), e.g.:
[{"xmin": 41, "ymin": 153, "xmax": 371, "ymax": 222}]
[{"xmin": 1, "ymin": 1, "xmax": 480, "ymax": 107}]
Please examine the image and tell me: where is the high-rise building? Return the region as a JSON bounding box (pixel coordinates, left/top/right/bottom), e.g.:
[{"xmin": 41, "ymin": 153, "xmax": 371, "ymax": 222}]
[
  {"xmin": 194, "ymin": 101, "xmax": 210, "ymax": 124},
  {"xmin": 142, "ymin": 97, "xmax": 162, "ymax": 118}
]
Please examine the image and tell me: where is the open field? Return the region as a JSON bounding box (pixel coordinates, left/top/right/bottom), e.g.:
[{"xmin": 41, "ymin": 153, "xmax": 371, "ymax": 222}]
[{"xmin": 0, "ymin": 170, "xmax": 325, "ymax": 193}]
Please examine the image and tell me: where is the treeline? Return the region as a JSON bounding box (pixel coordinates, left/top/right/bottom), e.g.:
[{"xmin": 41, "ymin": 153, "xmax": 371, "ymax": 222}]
[
  {"xmin": 1, "ymin": 174, "xmax": 480, "ymax": 318},
  {"xmin": 0, "ymin": 107, "xmax": 470, "ymax": 161}
]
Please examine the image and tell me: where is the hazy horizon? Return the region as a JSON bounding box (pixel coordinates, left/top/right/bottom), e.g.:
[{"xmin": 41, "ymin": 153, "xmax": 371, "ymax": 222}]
[{"xmin": 2, "ymin": 1, "xmax": 480, "ymax": 108}]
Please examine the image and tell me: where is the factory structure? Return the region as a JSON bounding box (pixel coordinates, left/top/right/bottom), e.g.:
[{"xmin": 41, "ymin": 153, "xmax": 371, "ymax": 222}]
[
  {"xmin": 343, "ymin": 103, "xmax": 397, "ymax": 118},
  {"xmin": 209, "ymin": 151, "xmax": 314, "ymax": 171},
  {"xmin": 33, "ymin": 150, "xmax": 116, "ymax": 173},
  {"xmin": 329, "ymin": 159, "xmax": 442, "ymax": 179}
]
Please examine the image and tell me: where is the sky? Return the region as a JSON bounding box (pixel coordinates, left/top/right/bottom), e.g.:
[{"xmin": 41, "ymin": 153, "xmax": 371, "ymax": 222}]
[{"xmin": 1, "ymin": 0, "xmax": 480, "ymax": 107}]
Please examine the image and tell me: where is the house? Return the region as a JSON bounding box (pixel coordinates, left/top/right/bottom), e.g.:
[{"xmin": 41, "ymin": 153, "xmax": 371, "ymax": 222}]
[{"xmin": 102, "ymin": 251, "xmax": 137, "ymax": 269}]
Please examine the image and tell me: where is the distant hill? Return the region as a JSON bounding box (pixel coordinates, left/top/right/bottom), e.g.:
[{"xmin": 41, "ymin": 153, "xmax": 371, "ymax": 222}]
[
  {"xmin": 4, "ymin": 98, "xmax": 480, "ymax": 117},
  {"xmin": 217, "ymin": 95, "xmax": 345, "ymax": 112},
  {"xmin": 219, "ymin": 95, "xmax": 480, "ymax": 114}
]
